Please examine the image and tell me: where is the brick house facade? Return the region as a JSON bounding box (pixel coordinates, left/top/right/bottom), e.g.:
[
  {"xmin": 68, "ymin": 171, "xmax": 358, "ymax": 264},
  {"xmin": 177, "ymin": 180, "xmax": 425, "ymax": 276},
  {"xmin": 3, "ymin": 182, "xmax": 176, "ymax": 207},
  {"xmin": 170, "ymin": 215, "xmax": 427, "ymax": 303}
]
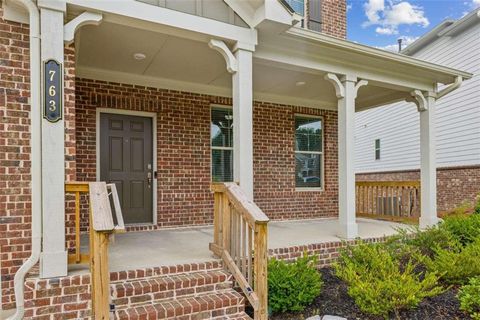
[
  {"xmin": 0, "ymin": 2, "xmax": 341, "ymax": 309},
  {"xmin": 1, "ymin": 0, "xmax": 471, "ymax": 316}
]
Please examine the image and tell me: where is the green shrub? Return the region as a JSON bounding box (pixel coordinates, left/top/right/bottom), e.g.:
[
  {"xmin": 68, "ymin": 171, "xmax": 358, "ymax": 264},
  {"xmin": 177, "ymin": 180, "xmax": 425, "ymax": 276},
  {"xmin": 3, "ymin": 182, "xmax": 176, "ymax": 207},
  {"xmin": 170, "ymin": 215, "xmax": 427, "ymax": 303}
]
[
  {"xmin": 458, "ymin": 277, "xmax": 480, "ymax": 320},
  {"xmin": 335, "ymin": 242, "xmax": 444, "ymax": 319},
  {"xmin": 268, "ymin": 253, "xmax": 322, "ymax": 313},
  {"xmin": 394, "ymin": 225, "xmax": 457, "ymax": 258},
  {"xmin": 474, "ymin": 194, "xmax": 480, "ymax": 215},
  {"xmin": 442, "ymin": 214, "xmax": 480, "ymax": 246},
  {"xmin": 424, "ymin": 238, "xmax": 480, "ymax": 284}
]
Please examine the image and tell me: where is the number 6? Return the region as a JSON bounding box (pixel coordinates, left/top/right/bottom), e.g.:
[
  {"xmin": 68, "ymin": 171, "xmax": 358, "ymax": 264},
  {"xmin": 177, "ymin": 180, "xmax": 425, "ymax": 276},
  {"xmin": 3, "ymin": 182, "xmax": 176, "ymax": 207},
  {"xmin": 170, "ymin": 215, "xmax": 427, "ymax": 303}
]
[{"xmin": 49, "ymin": 85, "xmax": 56, "ymax": 96}]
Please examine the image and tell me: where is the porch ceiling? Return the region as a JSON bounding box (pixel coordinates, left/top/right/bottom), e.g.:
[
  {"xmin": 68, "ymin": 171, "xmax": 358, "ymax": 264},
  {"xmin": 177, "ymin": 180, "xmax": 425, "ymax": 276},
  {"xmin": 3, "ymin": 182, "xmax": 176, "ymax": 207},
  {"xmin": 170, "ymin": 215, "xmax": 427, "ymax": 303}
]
[{"xmin": 74, "ymin": 21, "xmax": 455, "ymax": 111}]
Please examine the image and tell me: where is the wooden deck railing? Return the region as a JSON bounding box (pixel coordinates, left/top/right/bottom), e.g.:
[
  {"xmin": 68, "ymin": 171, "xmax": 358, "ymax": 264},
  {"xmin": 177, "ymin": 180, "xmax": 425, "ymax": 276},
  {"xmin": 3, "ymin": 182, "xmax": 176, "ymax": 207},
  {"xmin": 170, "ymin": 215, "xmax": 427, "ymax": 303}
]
[
  {"xmin": 356, "ymin": 181, "xmax": 421, "ymax": 222},
  {"xmin": 65, "ymin": 182, "xmax": 125, "ymax": 319},
  {"xmin": 210, "ymin": 183, "xmax": 269, "ymax": 320}
]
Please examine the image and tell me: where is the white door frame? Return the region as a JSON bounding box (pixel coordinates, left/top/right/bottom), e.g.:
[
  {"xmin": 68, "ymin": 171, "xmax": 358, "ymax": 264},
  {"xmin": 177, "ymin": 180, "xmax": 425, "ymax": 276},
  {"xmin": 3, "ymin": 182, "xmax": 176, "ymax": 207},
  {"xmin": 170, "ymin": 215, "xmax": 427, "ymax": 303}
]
[{"xmin": 96, "ymin": 108, "xmax": 158, "ymax": 225}]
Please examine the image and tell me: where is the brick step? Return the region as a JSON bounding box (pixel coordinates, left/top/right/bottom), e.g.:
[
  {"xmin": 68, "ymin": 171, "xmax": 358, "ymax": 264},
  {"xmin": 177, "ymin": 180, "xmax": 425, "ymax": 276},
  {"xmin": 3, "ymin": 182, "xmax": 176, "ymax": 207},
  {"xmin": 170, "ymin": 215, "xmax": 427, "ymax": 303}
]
[
  {"xmin": 114, "ymin": 290, "xmax": 246, "ymax": 320},
  {"xmin": 220, "ymin": 311, "xmax": 253, "ymax": 320},
  {"xmin": 111, "ymin": 269, "xmax": 233, "ymax": 309}
]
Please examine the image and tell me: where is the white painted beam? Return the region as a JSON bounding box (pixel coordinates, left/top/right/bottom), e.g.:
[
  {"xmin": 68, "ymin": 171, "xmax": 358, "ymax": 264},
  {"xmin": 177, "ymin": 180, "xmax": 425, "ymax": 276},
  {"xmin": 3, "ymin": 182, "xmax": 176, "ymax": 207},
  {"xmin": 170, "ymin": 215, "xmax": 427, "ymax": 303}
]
[
  {"xmin": 39, "ymin": 7, "xmax": 68, "ymax": 278},
  {"xmin": 64, "ymin": 0, "xmax": 257, "ymax": 46}
]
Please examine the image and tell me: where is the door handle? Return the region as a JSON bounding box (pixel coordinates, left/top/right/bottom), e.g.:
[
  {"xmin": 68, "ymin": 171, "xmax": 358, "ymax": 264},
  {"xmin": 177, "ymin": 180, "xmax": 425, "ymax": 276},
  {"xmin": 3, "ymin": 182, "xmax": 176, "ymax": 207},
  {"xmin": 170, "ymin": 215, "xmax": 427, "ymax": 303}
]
[{"xmin": 147, "ymin": 172, "xmax": 152, "ymax": 188}]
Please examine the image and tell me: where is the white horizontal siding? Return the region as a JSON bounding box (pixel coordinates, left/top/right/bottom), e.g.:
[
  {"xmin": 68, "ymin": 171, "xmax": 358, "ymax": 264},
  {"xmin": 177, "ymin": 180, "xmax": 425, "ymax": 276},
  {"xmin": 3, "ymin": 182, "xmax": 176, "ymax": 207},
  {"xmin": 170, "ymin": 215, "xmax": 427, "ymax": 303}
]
[{"xmin": 356, "ymin": 22, "xmax": 480, "ymax": 173}]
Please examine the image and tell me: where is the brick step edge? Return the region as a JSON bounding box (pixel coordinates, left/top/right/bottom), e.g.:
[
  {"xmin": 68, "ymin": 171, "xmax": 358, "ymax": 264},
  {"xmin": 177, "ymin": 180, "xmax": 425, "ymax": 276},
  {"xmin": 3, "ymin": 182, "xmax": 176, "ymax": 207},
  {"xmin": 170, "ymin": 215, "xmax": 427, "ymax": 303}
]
[
  {"xmin": 114, "ymin": 290, "xmax": 245, "ymax": 320},
  {"xmin": 109, "ymin": 260, "xmax": 223, "ymax": 283},
  {"xmin": 112, "ymin": 270, "xmax": 233, "ymax": 308},
  {"xmin": 219, "ymin": 311, "xmax": 253, "ymax": 320}
]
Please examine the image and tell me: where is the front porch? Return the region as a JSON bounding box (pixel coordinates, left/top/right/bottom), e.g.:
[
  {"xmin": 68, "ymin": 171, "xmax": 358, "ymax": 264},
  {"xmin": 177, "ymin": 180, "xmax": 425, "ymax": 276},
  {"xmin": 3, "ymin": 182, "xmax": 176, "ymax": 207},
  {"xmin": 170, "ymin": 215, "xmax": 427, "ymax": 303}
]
[{"xmin": 75, "ymin": 217, "xmax": 406, "ymax": 273}]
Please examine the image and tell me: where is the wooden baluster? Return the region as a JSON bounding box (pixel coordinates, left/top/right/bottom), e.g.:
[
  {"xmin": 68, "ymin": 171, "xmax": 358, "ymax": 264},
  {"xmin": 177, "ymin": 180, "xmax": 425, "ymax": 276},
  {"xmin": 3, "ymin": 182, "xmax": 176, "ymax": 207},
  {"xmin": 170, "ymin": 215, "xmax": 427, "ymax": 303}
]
[
  {"xmin": 222, "ymin": 198, "xmax": 231, "ymax": 253},
  {"xmin": 75, "ymin": 191, "xmax": 81, "ymax": 263},
  {"xmin": 247, "ymin": 225, "xmax": 253, "ymax": 286},
  {"xmin": 254, "ymin": 223, "xmax": 268, "ymax": 320},
  {"xmin": 242, "ymin": 218, "xmax": 247, "ymax": 278},
  {"xmin": 236, "ymin": 212, "xmax": 241, "ymax": 269},
  {"xmin": 213, "ymin": 192, "xmax": 222, "ymax": 249}
]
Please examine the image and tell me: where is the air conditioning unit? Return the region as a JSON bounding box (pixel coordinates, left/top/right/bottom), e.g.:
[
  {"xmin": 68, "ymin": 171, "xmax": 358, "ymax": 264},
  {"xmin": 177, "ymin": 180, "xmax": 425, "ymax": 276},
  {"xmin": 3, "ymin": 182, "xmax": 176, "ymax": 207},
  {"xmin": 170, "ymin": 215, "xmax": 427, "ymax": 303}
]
[{"xmin": 376, "ymin": 196, "xmax": 401, "ymax": 215}]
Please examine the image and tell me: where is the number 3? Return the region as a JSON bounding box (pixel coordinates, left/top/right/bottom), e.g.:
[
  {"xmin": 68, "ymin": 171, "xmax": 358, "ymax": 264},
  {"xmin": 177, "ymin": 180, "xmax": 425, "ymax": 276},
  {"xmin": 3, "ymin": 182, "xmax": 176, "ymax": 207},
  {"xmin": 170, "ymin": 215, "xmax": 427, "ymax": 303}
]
[{"xmin": 49, "ymin": 100, "xmax": 56, "ymax": 112}]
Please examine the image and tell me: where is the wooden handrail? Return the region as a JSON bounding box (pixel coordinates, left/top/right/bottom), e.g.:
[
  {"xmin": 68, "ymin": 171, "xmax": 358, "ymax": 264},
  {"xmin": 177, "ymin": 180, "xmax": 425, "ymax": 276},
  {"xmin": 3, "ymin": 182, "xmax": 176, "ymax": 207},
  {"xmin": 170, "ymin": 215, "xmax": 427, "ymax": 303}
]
[
  {"xmin": 210, "ymin": 182, "xmax": 269, "ymax": 320},
  {"xmin": 65, "ymin": 181, "xmax": 125, "ymax": 319},
  {"xmin": 356, "ymin": 180, "xmax": 421, "ymax": 222}
]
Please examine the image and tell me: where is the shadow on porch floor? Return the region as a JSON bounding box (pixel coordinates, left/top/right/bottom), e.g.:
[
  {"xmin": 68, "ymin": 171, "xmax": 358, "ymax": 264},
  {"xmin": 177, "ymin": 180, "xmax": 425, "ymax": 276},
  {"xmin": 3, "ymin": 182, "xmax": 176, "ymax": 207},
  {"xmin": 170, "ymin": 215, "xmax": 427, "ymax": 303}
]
[{"xmin": 70, "ymin": 218, "xmax": 407, "ymax": 274}]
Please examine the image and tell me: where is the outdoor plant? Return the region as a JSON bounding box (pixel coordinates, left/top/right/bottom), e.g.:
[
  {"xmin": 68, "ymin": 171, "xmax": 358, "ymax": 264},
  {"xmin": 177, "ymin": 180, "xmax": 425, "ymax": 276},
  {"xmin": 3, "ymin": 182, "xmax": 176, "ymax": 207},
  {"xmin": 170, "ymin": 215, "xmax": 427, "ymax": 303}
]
[
  {"xmin": 268, "ymin": 253, "xmax": 322, "ymax": 313},
  {"xmin": 334, "ymin": 242, "xmax": 444, "ymax": 319},
  {"xmin": 442, "ymin": 213, "xmax": 480, "ymax": 246},
  {"xmin": 424, "ymin": 237, "xmax": 480, "ymax": 284},
  {"xmin": 394, "ymin": 225, "xmax": 457, "ymax": 258},
  {"xmin": 458, "ymin": 277, "xmax": 480, "ymax": 320},
  {"xmin": 474, "ymin": 193, "xmax": 480, "ymax": 215}
]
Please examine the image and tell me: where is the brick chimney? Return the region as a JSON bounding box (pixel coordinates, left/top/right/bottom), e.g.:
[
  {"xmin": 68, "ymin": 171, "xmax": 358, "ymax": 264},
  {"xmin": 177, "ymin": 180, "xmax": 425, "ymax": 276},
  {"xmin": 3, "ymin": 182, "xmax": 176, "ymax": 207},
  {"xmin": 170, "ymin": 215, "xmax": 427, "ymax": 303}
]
[{"xmin": 306, "ymin": 0, "xmax": 347, "ymax": 39}]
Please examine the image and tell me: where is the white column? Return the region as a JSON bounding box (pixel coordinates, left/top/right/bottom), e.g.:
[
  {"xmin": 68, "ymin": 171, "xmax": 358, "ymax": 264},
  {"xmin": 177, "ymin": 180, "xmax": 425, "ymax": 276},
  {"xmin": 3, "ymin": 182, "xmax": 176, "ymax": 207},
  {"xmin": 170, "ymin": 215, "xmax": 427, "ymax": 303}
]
[
  {"xmin": 39, "ymin": 1, "xmax": 68, "ymax": 278},
  {"xmin": 325, "ymin": 74, "xmax": 367, "ymax": 239},
  {"xmin": 232, "ymin": 44, "xmax": 254, "ymax": 200},
  {"xmin": 418, "ymin": 92, "xmax": 439, "ymax": 228},
  {"xmin": 337, "ymin": 75, "xmax": 358, "ymax": 239}
]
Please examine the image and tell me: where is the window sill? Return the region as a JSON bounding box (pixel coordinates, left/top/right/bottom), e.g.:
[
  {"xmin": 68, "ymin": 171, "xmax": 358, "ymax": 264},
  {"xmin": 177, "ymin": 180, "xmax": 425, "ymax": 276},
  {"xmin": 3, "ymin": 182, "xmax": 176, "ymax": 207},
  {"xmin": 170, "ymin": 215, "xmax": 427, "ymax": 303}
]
[{"xmin": 295, "ymin": 187, "xmax": 323, "ymax": 192}]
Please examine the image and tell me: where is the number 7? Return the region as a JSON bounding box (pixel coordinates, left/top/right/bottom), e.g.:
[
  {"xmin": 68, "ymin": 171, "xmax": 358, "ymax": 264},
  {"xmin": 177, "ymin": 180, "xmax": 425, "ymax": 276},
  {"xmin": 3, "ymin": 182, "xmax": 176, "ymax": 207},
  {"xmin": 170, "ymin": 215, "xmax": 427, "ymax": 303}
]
[{"xmin": 49, "ymin": 70, "xmax": 55, "ymax": 81}]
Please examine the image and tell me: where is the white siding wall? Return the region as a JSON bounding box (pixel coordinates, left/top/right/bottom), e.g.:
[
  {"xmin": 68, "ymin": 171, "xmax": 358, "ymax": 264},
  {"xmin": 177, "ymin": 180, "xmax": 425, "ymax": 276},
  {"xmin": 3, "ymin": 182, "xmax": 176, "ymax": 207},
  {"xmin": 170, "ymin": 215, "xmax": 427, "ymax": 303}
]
[{"xmin": 355, "ymin": 22, "xmax": 480, "ymax": 173}]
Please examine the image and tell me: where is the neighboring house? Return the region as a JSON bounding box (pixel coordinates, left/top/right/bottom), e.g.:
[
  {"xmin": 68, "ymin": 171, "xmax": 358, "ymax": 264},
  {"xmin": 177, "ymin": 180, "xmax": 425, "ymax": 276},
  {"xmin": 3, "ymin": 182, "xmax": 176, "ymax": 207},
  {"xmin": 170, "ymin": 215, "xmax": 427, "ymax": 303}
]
[
  {"xmin": 0, "ymin": 0, "xmax": 471, "ymax": 319},
  {"xmin": 356, "ymin": 9, "xmax": 480, "ymax": 213}
]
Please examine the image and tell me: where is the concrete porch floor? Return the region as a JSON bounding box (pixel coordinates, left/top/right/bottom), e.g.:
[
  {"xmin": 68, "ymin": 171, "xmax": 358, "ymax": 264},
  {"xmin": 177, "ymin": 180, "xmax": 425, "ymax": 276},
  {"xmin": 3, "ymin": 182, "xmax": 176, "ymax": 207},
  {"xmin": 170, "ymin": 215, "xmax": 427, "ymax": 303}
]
[{"xmin": 71, "ymin": 218, "xmax": 407, "ymax": 273}]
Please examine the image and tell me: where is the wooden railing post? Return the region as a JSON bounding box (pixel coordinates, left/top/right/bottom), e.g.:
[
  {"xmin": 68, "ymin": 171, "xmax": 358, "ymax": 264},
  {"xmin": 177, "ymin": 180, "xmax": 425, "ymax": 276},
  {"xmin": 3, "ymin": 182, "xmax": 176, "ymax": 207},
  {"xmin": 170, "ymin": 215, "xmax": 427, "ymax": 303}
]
[
  {"xmin": 90, "ymin": 229, "xmax": 111, "ymax": 320},
  {"xmin": 222, "ymin": 194, "xmax": 231, "ymax": 252},
  {"xmin": 213, "ymin": 191, "xmax": 223, "ymax": 249},
  {"xmin": 254, "ymin": 222, "xmax": 268, "ymax": 320}
]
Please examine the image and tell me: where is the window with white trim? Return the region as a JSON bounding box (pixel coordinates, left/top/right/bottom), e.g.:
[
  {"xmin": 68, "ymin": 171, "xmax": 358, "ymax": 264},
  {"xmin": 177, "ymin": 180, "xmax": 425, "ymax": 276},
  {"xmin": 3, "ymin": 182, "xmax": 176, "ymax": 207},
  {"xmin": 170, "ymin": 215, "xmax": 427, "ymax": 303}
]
[
  {"xmin": 211, "ymin": 107, "xmax": 233, "ymax": 182},
  {"xmin": 375, "ymin": 139, "xmax": 381, "ymax": 160},
  {"xmin": 295, "ymin": 116, "xmax": 323, "ymax": 189}
]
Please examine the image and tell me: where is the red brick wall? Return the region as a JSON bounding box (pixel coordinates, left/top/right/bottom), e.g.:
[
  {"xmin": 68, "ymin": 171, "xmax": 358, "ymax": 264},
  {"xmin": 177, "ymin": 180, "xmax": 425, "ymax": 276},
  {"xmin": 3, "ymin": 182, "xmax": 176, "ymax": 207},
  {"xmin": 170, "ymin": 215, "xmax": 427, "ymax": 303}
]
[
  {"xmin": 75, "ymin": 78, "xmax": 339, "ymax": 227},
  {"xmin": 253, "ymin": 103, "xmax": 338, "ymax": 219},
  {"xmin": 356, "ymin": 165, "xmax": 480, "ymax": 212},
  {"xmin": 0, "ymin": 8, "xmax": 32, "ymax": 310},
  {"xmin": 306, "ymin": 0, "xmax": 347, "ymax": 39}
]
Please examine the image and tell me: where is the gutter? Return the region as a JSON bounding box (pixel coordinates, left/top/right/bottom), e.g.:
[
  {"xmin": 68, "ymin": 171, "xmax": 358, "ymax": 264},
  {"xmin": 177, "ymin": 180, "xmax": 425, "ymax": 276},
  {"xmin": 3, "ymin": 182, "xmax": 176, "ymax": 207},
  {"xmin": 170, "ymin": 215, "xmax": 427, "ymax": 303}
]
[{"xmin": 7, "ymin": 0, "xmax": 42, "ymax": 319}]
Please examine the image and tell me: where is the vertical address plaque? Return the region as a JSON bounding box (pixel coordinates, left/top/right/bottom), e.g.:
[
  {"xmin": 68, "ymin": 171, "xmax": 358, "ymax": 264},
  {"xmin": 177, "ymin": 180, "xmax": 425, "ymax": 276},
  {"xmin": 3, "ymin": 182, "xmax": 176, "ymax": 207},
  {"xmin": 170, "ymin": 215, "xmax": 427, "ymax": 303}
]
[{"xmin": 43, "ymin": 59, "xmax": 63, "ymax": 122}]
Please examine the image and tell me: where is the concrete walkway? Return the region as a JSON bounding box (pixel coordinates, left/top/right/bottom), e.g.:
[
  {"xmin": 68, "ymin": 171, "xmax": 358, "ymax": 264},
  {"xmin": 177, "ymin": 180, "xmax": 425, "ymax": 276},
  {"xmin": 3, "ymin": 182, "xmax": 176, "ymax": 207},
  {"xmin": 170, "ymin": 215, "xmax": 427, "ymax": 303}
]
[{"xmin": 70, "ymin": 218, "xmax": 407, "ymax": 273}]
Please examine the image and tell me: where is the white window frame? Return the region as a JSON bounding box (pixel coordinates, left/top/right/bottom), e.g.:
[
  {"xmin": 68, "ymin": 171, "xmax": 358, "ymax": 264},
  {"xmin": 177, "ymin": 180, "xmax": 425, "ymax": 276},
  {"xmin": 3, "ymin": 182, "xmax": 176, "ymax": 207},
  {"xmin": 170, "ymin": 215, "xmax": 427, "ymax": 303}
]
[
  {"xmin": 294, "ymin": 114, "xmax": 324, "ymax": 191},
  {"xmin": 375, "ymin": 138, "xmax": 381, "ymax": 161},
  {"xmin": 211, "ymin": 105, "xmax": 234, "ymax": 182}
]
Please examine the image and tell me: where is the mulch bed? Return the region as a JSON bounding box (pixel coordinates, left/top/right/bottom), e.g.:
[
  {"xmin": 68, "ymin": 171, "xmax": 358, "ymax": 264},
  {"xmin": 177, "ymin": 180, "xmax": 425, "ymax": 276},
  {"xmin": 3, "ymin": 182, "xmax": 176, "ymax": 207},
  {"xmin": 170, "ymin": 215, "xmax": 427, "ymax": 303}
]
[{"xmin": 270, "ymin": 268, "xmax": 469, "ymax": 320}]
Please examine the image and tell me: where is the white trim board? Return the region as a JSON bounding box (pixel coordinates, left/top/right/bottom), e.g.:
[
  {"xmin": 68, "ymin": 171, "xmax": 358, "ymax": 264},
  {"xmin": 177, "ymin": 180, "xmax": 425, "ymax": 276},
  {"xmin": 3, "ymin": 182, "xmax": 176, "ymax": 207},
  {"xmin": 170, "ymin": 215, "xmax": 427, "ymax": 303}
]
[{"xmin": 95, "ymin": 108, "xmax": 158, "ymax": 226}]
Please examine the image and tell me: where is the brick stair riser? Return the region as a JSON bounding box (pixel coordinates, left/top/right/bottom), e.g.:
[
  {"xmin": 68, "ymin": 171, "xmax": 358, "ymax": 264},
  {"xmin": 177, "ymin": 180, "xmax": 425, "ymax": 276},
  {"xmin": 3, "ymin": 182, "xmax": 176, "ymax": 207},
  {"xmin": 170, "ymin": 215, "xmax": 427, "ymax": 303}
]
[
  {"xmin": 115, "ymin": 291, "xmax": 245, "ymax": 320},
  {"xmin": 111, "ymin": 270, "xmax": 233, "ymax": 309}
]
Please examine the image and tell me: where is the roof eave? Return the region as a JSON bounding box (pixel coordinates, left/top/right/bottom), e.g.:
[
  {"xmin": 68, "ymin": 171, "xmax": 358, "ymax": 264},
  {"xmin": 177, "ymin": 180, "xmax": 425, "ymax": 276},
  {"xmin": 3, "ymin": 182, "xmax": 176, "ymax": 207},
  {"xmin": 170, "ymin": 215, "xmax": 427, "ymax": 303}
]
[{"xmin": 286, "ymin": 27, "xmax": 473, "ymax": 83}]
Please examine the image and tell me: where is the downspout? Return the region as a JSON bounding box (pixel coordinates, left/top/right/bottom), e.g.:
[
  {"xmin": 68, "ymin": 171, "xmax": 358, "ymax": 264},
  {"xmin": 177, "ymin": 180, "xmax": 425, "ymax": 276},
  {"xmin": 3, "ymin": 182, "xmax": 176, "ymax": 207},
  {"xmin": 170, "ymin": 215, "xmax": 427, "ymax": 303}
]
[
  {"xmin": 7, "ymin": 0, "xmax": 41, "ymax": 319},
  {"xmin": 436, "ymin": 76, "xmax": 463, "ymax": 99}
]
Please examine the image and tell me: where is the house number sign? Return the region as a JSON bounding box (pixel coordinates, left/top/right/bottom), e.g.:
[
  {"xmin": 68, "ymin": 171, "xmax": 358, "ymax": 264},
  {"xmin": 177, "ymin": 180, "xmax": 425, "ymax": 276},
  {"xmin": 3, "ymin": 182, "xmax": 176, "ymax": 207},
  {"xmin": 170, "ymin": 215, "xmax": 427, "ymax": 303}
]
[{"xmin": 43, "ymin": 59, "xmax": 63, "ymax": 122}]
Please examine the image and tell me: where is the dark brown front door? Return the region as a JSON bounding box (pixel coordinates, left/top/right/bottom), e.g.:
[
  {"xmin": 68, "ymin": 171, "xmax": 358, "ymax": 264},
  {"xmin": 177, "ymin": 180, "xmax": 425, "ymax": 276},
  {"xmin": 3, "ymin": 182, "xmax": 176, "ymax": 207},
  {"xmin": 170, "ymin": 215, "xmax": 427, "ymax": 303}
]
[{"xmin": 100, "ymin": 113, "xmax": 153, "ymax": 224}]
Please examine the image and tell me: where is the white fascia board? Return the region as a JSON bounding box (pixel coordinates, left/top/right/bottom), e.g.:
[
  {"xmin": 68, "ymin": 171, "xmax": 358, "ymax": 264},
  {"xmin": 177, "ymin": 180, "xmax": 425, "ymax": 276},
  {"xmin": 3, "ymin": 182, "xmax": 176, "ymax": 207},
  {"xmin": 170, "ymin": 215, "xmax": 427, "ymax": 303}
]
[
  {"xmin": 65, "ymin": 0, "xmax": 257, "ymax": 45},
  {"xmin": 254, "ymin": 44, "xmax": 436, "ymax": 92},
  {"xmin": 285, "ymin": 27, "xmax": 473, "ymax": 84},
  {"xmin": 223, "ymin": 0, "xmax": 256, "ymax": 27},
  {"xmin": 251, "ymin": 0, "xmax": 295, "ymax": 27}
]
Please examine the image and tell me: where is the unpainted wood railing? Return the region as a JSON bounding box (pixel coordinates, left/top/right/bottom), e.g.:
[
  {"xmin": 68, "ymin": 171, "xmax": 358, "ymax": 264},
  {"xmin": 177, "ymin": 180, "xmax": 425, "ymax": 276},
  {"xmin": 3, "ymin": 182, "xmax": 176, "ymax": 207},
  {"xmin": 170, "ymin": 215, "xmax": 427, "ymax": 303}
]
[
  {"xmin": 210, "ymin": 183, "xmax": 269, "ymax": 320},
  {"xmin": 356, "ymin": 181, "xmax": 421, "ymax": 222},
  {"xmin": 65, "ymin": 182, "xmax": 125, "ymax": 319}
]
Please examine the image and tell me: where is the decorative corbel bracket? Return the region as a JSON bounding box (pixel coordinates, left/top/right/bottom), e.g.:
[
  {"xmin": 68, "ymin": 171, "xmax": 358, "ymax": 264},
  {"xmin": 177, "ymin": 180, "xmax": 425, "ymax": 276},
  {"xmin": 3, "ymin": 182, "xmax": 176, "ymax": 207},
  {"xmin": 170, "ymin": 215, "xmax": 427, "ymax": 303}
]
[
  {"xmin": 353, "ymin": 80, "xmax": 368, "ymax": 99},
  {"xmin": 64, "ymin": 12, "xmax": 103, "ymax": 45},
  {"xmin": 410, "ymin": 90, "xmax": 428, "ymax": 112},
  {"xmin": 324, "ymin": 73, "xmax": 345, "ymax": 99},
  {"xmin": 208, "ymin": 39, "xmax": 238, "ymax": 74}
]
